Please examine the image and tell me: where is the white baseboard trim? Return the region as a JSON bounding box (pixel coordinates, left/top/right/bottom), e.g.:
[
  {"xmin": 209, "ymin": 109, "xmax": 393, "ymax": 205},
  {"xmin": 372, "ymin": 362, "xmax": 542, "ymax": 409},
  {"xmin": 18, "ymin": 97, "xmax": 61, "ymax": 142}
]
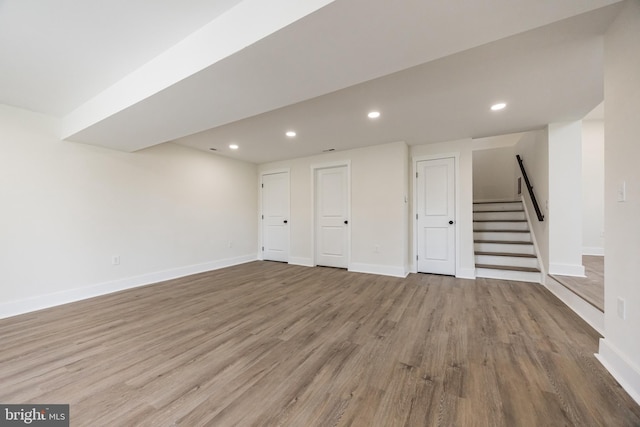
[
  {"xmin": 288, "ymin": 257, "xmax": 314, "ymax": 267},
  {"xmin": 544, "ymin": 275, "xmax": 603, "ymax": 335},
  {"xmin": 0, "ymin": 254, "xmax": 257, "ymax": 320},
  {"xmin": 456, "ymin": 267, "xmax": 476, "ymax": 280},
  {"xmin": 596, "ymin": 338, "xmax": 640, "ymax": 405},
  {"xmin": 349, "ymin": 263, "xmax": 408, "ymax": 278},
  {"xmin": 405, "ymin": 264, "xmax": 413, "ymax": 277},
  {"xmin": 549, "ymin": 263, "xmax": 585, "ymax": 277},
  {"xmin": 583, "ymin": 247, "xmax": 605, "ymax": 256}
]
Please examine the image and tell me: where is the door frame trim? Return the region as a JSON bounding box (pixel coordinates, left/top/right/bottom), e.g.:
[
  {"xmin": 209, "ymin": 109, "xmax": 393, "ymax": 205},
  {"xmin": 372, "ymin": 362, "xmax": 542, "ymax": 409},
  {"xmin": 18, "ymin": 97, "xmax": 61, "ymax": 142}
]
[
  {"xmin": 412, "ymin": 153, "xmax": 460, "ymax": 275},
  {"xmin": 259, "ymin": 168, "xmax": 290, "ymax": 262},
  {"xmin": 310, "ymin": 160, "xmax": 351, "ymax": 268}
]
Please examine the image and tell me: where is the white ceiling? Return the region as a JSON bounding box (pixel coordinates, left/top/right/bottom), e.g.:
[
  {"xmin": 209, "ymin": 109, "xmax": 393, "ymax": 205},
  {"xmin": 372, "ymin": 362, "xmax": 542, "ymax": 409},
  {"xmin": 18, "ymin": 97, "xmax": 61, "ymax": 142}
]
[
  {"xmin": 0, "ymin": 0, "xmax": 245, "ymax": 115},
  {"xmin": 0, "ymin": 0, "xmax": 623, "ymax": 164}
]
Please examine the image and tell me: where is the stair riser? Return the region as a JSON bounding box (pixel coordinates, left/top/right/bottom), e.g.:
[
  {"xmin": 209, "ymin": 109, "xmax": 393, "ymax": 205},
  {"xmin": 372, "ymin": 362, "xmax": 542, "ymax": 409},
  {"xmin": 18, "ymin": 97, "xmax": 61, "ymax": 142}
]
[
  {"xmin": 475, "ymin": 255, "xmax": 539, "ymax": 269},
  {"xmin": 476, "ymin": 268, "xmax": 541, "ymax": 283},
  {"xmin": 473, "ymin": 202, "xmax": 523, "ymax": 212},
  {"xmin": 473, "ymin": 222, "xmax": 528, "ymax": 231},
  {"xmin": 474, "ymin": 242, "xmax": 535, "ymax": 254},
  {"xmin": 474, "ymin": 231, "xmax": 531, "ymax": 242},
  {"xmin": 474, "ymin": 211, "xmax": 525, "ymax": 221}
]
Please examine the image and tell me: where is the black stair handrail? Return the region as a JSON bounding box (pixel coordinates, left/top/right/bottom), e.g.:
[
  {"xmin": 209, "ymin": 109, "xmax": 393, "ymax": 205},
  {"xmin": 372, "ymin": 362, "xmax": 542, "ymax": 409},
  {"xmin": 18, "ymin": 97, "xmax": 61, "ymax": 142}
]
[{"xmin": 516, "ymin": 155, "xmax": 544, "ymax": 221}]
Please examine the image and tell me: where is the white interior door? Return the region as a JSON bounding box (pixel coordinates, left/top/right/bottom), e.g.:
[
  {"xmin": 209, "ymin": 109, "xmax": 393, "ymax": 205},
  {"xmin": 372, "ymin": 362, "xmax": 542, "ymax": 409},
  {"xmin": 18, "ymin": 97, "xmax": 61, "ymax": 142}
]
[
  {"xmin": 262, "ymin": 171, "xmax": 289, "ymax": 262},
  {"xmin": 416, "ymin": 158, "xmax": 456, "ymax": 275},
  {"xmin": 315, "ymin": 166, "xmax": 349, "ymax": 268}
]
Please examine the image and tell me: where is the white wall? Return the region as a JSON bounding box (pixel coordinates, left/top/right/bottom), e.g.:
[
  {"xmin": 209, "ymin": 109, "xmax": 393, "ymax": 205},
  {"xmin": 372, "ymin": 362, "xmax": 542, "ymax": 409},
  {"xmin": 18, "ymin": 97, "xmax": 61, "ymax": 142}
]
[
  {"xmin": 472, "ymin": 145, "xmax": 517, "ymax": 202},
  {"xmin": 0, "ymin": 105, "xmax": 258, "ymax": 318},
  {"xmin": 548, "ymin": 121, "xmax": 585, "ymax": 276},
  {"xmin": 515, "ymin": 130, "xmax": 549, "ymax": 274},
  {"xmin": 597, "ymin": 0, "xmax": 640, "ymax": 405},
  {"xmin": 259, "ymin": 141, "xmax": 410, "ymax": 277},
  {"xmin": 410, "ymin": 138, "xmax": 475, "ymax": 279},
  {"xmin": 582, "ymin": 120, "xmax": 605, "ymax": 255}
]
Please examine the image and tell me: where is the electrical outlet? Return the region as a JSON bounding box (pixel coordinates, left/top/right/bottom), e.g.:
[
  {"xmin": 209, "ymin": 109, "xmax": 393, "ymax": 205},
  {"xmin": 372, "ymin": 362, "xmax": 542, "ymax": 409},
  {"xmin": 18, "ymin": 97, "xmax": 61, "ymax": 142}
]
[
  {"xmin": 617, "ymin": 297, "xmax": 626, "ymax": 319},
  {"xmin": 228, "ymin": 240, "xmax": 233, "ymax": 248},
  {"xmin": 374, "ymin": 245, "xmax": 380, "ymax": 253},
  {"xmin": 112, "ymin": 255, "xmax": 120, "ymax": 266}
]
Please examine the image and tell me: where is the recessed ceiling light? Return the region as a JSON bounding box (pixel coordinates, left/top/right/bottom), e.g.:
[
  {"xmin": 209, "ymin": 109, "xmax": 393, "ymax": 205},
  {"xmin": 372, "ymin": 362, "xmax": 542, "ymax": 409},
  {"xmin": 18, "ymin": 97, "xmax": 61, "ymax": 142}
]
[
  {"xmin": 286, "ymin": 131, "xmax": 296, "ymax": 137},
  {"xmin": 209, "ymin": 148, "xmax": 217, "ymax": 151},
  {"xmin": 229, "ymin": 144, "xmax": 239, "ymax": 150},
  {"xmin": 491, "ymin": 102, "xmax": 507, "ymax": 111},
  {"xmin": 368, "ymin": 111, "xmax": 381, "ymax": 119}
]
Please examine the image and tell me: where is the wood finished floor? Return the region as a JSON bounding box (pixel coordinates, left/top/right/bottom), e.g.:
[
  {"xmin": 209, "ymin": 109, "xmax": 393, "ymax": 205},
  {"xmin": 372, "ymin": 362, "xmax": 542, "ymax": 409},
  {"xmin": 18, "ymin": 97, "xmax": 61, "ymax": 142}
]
[
  {"xmin": 551, "ymin": 255, "xmax": 605, "ymax": 312},
  {"xmin": 1, "ymin": 261, "xmax": 638, "ymax": 427}
]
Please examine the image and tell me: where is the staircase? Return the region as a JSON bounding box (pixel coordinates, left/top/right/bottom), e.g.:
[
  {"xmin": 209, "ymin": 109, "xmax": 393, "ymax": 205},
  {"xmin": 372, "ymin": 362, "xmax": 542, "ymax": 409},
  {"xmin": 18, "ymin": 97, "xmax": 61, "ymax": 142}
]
[{"xmin": 473, "ymin": 201, "xmax": 542, "ymax": 283}]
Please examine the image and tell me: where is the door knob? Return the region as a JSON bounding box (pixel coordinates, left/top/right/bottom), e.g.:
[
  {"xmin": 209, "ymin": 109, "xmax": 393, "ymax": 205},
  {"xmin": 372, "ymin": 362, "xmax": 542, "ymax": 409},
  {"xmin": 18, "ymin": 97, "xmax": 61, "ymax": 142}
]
[
  {"xmin": 344, "ymin": 220, "xmax": 349, "ymax": 225},
  {"xmin": 449, "ymin": 220, "xmax": 454, "ymax": 225},
  {"xmin": 284, "ymin": 220, "xmax": 288, "ymax": 224}
]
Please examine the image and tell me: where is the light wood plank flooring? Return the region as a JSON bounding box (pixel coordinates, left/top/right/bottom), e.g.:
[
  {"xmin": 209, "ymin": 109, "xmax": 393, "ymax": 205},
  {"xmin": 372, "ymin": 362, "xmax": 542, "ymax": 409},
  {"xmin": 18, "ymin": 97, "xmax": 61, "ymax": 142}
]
[
  {"xmin": 551, "ymin": 255, "xmax": 605, "ymax": 312},
  {"xmin": 1, "ymin": 261, "xmax": 638, "ymax": 426}
]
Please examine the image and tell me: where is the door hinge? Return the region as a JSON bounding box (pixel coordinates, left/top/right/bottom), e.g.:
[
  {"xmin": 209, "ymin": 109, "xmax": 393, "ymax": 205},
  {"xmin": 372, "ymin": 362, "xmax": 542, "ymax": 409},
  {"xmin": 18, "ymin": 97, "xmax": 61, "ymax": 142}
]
[
  {"xmin": 416, "ymin": 255, "xmax": 419, "ymax": 261},
  {"xmin": 416, "ymin": 172, "xmax": 418, "ymax": 178},
  {"xmin": 416, "ymin": 213, "xmax": 418, "ymax": 220},
  {"xmin": 262, "ymin": 246, "xmax": 264, "ymax": 251},
  {"xmin": 261, "ymin": 214, "xmax": 264, "ymax": 219},
  {"xmin": 261, "ymin": 183, "xmax": 264, "ymax": 188}
]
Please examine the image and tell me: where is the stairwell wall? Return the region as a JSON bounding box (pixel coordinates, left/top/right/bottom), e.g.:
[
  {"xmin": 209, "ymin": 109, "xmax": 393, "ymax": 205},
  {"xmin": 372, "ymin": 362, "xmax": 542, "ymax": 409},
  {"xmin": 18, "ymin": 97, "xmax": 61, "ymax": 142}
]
[
  {"xmin": 515, "ymin": 130, "xmax": 550, "ymax": 274},
  {"xmin": 472, "ymin": 144, "xmax": 518, "ymax": 202}
]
